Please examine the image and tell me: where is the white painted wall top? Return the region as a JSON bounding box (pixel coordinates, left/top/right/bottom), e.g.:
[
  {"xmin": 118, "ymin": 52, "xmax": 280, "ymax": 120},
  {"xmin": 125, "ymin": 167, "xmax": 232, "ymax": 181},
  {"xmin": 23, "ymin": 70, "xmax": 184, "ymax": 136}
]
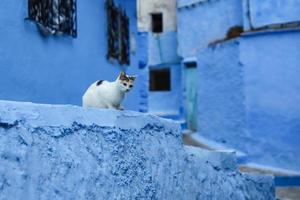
[{"xmin": 137, "ymin": 0, "xmax": 177, "ymax": 32}]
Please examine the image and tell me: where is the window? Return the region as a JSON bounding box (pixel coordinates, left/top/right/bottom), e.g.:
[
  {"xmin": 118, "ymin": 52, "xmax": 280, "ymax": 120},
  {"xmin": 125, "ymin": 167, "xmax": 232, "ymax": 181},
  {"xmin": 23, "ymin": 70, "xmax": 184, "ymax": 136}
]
[
  {"xmin": 106, "ymin": 0, "xmax": 130, "ymax": 65},
  {"xmin": 150, "ymin": 68, "xmax": 171, "ymax": 91},
  {"xmin": 185, "ymin": 62, "xmax": 197, "ymax": 68},
  {"xmin": 28, "ymin": 0, "xmax": 77, "ymax": 37},
  {"xmin": 151, "ymin": 13, "xmax": 163, "ymax": 33}
]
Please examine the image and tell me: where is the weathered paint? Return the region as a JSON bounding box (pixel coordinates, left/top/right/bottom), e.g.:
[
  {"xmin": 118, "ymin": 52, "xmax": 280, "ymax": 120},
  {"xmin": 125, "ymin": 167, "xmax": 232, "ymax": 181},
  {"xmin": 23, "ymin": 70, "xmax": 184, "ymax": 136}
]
[
  {"xmin": 137, "ymin": 1, "xmax": 182, "ymax": 119},
  {"xmin": 148, "ymin": 31, "xmax": 180, "ymax": 66},
  {"xmin": 0, "ymin": 0, "xmax": 141, "ymax": 111},
  {"xmin": 0, "ymin": 100, "xmax": 275, "ymax": 200},
  {"xmin": 137, "ymin": 0, "xmax": 177, "ymax": 32},
  {"xmin": 177, "ymin": 0, "xmax": 243, "ymax": 58},
  {"xmin": 243, "ymin": 0, "xmax": 300, "ymax": 30}
]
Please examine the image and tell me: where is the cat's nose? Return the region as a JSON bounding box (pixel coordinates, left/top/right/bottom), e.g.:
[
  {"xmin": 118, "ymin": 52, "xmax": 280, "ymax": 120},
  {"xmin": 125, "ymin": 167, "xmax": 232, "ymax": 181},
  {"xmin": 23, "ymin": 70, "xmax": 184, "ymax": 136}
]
[{"xmin": 126, "ymin": 89, "xmax": 130, "ymax": 92}]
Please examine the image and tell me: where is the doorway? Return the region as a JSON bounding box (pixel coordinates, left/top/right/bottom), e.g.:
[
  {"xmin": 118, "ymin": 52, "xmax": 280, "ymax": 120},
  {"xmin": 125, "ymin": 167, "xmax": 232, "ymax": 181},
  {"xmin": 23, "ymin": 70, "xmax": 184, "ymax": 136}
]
[{"xmin": 184, "ymin": 61, "xmax": 198, "ymax": 131}]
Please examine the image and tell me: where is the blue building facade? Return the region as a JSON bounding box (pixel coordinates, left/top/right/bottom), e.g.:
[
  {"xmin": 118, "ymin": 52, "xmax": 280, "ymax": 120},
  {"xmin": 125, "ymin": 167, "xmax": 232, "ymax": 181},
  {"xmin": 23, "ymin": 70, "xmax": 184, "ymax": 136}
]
[
  {"xmin": 0, "ymin": 0, "xmax": 293, "ymax": 197},
  {"xmin": 136, "ymin": 0, "xmax": 184, "ymax": 121},
  {"xmin": 176, "ymin": 0, "xmax": 300, "ymax": 172},
  {"xmin": 240, "ymin": 30, "xmax": 300, "ymax": 171},
  {"xmin": 242, "ymin": 0, "xmax": 300, "ymax": 30},
  {"xmin": 0, "ymin": 0, "xmax": 141, "ymax": 111},
  {"xmin": 0, "ymin": 0, "xmax": 299, "ymax": 173}
]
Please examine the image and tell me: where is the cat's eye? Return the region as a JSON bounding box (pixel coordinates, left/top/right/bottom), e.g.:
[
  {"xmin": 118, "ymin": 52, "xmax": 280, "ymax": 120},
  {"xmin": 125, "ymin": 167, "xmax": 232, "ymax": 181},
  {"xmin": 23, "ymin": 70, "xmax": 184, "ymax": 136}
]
[
  {"xmin": 129, "ymin": 85, "xmax": 133, "ymax": 88},
  {"xmin": 123, "ymin": 83, "xmax": 127, "ymax": 86}
]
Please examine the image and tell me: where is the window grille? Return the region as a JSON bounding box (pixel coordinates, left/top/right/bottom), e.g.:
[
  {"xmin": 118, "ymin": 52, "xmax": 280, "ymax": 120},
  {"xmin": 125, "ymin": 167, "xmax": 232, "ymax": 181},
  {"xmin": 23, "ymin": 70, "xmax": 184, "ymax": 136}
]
[
  {"xmin": 28, "ymin": 0, "xmax": 77, "ymax": 37},
  {"xmin": 106, "ymin": 0, "xmax": 130, "ymax": 65}
]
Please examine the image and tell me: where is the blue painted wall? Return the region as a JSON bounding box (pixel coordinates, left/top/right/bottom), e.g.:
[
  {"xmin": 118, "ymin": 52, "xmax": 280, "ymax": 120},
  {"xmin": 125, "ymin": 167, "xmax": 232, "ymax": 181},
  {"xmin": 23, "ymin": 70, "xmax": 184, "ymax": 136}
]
[
  {"xmin": 147, "ymin": 31, "xmax": 182, "ymax": 116},
  {"xmin": 148, "ymin": 64, "xmax": 182, "ymax": 116},
  {"xmin": 197, "ymin": 30, "xmax": 300, "ymax": 171},
  {"xmin": 240, "ymin": 30, "xmax": 300, "ymax": 171},
  {"xmin": 197, "ymin": 39, "xmax": 247, "ymax": 148},
  {"xmin": 136, "ymin": 32, "xmax": 149, "ymax": 113},
  {"xmin": 0, "ymin": 0, "xmax": 141, "ymax": 111},
  {"xmin": 0, "ymin": 100, "xmax": 275, "ymax": 199},
  {"xmin": 242, "ymin": 0, "xmax": 252, "ymax": 30},
  {"xmin": 243, "ymin": 0, "xmax": 300, "ymax": 30},
  {"xmin": 148, "ymin": 32, "xmax": 180, "ymax": 66},
  {"xmin": 177, "ymin": 0, "xmax": 243, "ymax": 58}
]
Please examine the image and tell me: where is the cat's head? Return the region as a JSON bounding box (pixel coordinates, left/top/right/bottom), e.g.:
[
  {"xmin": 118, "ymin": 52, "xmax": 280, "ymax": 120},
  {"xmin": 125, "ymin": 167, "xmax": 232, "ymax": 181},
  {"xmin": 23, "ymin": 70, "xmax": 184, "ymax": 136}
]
[{"xmin": 117, "ymin": 72, "xmax": 136, "ymax": 93}]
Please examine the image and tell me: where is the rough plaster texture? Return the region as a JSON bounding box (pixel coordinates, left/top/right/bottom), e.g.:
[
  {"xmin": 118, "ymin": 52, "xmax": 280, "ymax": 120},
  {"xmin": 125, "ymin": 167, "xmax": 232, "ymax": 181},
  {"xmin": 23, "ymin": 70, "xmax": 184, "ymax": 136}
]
[
  {"xmin": 137, "ymin": 0, "xmax": 177, "ymax": 32},
  {"xmin": 0, "ymin": 100, "xmax": 275, "ymax": 199},
  {"xmin": 177, "ymin": 0, "xmax": 243, "ymax": 58},
  {"xmin": 240, "ymin": 30, "xmax": 300, "ymax": 171},
  {"xmin": 197, "ymin": 40, "xmax": 246, "ymax": 150},
  {"xmin": 197, "ymin": 30, "xmax": 300, "ymax": 172},
  {"xmin": 0, "ymin": 0, "xmax": 141, "ymax": 111},
  {"xmin": 243, "ymin": 0, "xmax": 300, "ymax": 30}
]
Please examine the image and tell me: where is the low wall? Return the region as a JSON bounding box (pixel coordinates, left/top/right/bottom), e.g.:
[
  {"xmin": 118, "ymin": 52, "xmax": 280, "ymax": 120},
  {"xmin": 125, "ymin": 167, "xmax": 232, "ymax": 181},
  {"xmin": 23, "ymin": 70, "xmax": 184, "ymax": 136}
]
[{"xmin": 0, "ymin": 101, "xmax": 274, "ymax": 199}]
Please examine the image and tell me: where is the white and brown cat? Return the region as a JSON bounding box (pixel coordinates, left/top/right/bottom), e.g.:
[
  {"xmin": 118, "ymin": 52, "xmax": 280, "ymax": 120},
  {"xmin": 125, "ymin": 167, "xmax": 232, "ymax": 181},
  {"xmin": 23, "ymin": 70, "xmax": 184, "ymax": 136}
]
[{"xmin": 82, "ymin": 72, "xmax": 136, "ymax": 110}]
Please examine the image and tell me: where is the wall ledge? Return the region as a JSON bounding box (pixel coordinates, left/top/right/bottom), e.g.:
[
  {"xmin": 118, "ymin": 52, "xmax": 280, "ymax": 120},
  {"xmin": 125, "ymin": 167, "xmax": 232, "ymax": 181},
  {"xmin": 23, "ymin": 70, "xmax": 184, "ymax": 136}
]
[
  {"xmin": 0, "ymin": 100, "xmax": 275, "ymax": 199},
  {"xmin": 0, "ymin": 100, "xmax": 180, "ymax": 135}
]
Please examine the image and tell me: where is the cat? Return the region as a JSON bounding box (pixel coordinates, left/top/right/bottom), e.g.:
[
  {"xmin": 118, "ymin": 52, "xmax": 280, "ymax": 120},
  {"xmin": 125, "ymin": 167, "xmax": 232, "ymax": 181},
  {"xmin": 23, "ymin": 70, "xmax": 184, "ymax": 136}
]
[{"xmin": 82, "ymin": 72, "xmax": 136, "ymax": 110}]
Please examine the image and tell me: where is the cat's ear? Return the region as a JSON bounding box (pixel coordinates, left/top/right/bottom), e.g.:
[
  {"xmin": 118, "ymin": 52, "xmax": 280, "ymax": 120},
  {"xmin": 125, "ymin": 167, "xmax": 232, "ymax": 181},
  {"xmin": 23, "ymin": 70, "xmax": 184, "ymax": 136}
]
[
  {"xmin": 119, "ymin": 72, "xmax": 127, "ymax": 80},
  {"xmin": 128, "ymin": 75, "xmax": 136, "ymax": 81}
]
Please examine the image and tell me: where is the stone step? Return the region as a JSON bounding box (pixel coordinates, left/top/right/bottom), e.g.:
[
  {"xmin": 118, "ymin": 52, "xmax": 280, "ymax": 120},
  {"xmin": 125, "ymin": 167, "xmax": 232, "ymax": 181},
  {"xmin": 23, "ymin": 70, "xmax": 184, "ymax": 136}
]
[
  {"xmin": 183, "ymin": 131, "xmax": 300, "ymax": 188},
  {"xmin": 276, "ymin": 187, "xmax": 300, "ymax": 200}
]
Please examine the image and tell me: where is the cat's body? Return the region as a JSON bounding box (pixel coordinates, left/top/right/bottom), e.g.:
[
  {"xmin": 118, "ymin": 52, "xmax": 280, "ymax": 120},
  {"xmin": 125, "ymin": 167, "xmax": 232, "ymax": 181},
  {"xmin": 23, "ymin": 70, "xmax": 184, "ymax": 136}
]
[{"xmin": 82, "ymin": 72, "xmax": 135, "ymax": 110}]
